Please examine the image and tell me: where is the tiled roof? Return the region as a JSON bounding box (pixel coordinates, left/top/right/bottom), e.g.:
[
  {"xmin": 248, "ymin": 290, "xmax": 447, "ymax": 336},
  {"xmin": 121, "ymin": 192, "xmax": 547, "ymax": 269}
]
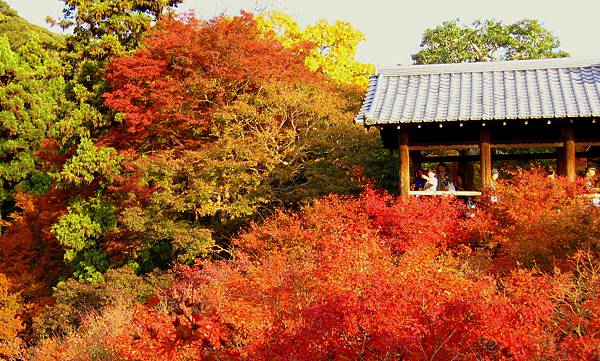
[{"xmin": 356, "ymin": 58, "xmax": 600, "ymax": 125}]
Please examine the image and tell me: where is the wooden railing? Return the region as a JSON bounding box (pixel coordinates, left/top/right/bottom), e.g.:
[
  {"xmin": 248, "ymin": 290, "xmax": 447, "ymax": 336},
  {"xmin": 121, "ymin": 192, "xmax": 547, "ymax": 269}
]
[
  {"xmin": 409, "ymin": 191, "xmax": 600, "ymax": 199},
  {"xmin": 409, "ymin": 191, "xmax": 482, "ymax": 197}
]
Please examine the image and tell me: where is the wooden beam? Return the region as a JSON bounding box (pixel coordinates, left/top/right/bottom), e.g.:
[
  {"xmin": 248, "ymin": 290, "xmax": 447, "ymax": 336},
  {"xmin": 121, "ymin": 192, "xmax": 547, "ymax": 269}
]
[
  {"xmin": 420, "ymin": 153, "xmax": 559, "ymax": 163},
  {"xmin": 420, "ymin": 155, "xmax": 478, "ymax": 163},
  {"xmin": 572, "ymin": 141, "xmax": 600, "ymax": 147},
  {"xmin": 418, "ymin": 151, "xmax": 596, "ymax": 164},
  {"xmin": 399, "ymin": 129, "xmax": 410, "ymax": 197},
  {"xmin": 410, "ymin": 142, "xmax": 566, "ymax": 151},
  {"xmin": 480, "ymin": 128, "xmax": 492, "ymax": 188},
  {"xmin": 491, "ymin": 142, "xmax": 563, "ymax": 149},
  {"xmin": 562, "ymin": 125, "xmax": 576, "ymax": 181},
  {"xmin": 494, "ymin": 153, "xmax": 556, "ymax": 161}
]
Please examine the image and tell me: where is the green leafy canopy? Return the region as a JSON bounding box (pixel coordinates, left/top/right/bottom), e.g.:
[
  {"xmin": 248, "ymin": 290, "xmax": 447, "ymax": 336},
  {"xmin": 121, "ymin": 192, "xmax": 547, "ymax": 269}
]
[
  {"xmin": 412, "ymin": 18, "xmax": 569, "ymax": 64},
  {"xmin": 0, "ymin": 35, "xmax": 66, "ymax": 204}
]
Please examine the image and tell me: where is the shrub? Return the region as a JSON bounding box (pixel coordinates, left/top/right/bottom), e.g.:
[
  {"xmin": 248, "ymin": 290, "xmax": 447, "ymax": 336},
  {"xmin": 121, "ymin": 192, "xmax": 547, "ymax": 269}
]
[
  {"xmin": 31, "ymin": 266, "xmax": 169, "ymax": 341},
  {"xmin": 29, "ymin": 303, "xmax": 134, "ymax": 361}
]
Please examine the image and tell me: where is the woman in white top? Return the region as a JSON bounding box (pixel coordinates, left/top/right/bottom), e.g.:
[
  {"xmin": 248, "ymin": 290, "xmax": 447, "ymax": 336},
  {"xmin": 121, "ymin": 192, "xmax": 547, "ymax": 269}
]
[{"xmin": 421, "ymin": 168, "xmax": 438, "ymax": 192}]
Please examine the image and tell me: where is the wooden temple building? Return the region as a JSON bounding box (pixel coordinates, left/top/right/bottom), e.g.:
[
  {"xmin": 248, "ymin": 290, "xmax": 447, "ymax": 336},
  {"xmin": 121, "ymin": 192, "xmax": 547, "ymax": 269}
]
[{"xmin": 355, "ymin": 58, "xmax": 600, "ymax": 196}]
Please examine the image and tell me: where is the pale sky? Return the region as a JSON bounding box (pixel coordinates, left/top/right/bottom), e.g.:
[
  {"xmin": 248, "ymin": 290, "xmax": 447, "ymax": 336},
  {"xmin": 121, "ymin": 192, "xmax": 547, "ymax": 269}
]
[{"xmin": 6, "ymin": 0, "xmax": 600, "ymax": 66}]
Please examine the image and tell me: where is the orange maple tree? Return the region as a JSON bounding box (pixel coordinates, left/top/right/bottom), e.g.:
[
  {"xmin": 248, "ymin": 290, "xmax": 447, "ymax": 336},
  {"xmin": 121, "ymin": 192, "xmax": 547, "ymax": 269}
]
[
  {"xmin": 103, "ymin": 12, "xmax": 316, "ymax": 147},
  {"xmin": 109, "ymin": 184, "xmax": 600, "ymax": 360}
]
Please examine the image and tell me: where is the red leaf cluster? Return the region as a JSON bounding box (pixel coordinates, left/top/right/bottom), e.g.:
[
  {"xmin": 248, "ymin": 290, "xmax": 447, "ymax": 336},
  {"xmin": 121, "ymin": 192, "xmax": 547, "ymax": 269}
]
[
  {"xmin": 471, "ymin": 167, "xmax": 600, "ymax": 271},
  {"xmin": 0, "ymin": 188, "xmax": 71, "ymax": 342},
  {"xmin": 103, "ymin": 12, "xmax": 316, "ymax": 144}
]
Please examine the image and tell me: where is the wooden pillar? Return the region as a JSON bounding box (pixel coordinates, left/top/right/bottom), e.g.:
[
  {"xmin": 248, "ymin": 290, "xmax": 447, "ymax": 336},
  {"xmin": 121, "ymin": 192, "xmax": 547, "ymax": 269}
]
[
  {"xmin": 480, "ymin": 128, "xmax": 492, "ymax": 188},
  {"xmin": 399, "ymin": 129, "xmax": 410, "ymax": 197},
  {"xmin": 562, "ymin": 125, "xmax": 576, "ymax": 181}
]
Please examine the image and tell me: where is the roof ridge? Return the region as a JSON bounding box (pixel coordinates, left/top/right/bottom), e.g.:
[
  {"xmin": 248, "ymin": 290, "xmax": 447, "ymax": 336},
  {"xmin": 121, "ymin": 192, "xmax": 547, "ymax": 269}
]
[{"xmin": 377, "ymin": 57, "xmax": 600, "ymax": 76}]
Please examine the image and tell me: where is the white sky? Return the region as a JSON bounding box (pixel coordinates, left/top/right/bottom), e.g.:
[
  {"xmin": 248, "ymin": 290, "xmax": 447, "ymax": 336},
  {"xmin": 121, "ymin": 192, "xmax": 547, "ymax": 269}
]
[{"xmin": 6, "ymin": 0, "xmax": 600, "ymax": 66}]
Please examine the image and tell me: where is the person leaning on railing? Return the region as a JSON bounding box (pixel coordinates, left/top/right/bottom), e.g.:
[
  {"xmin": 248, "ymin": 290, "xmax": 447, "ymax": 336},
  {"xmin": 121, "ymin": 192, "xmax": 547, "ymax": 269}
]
[
  {"xmin": 414, "ymin": 169, "xmax": 427, "ymax": 191},
  {"xmin": 489, "ymin": 168, "xmax": 500, "ymax": 203},
  {"xmin": 421, "ymin": 168, "xmax": 438, "ymax": 193},
  {"xmin": 584, "ymin": 166, "xmax": 598, "ymax": 191},
  {"xmin": 583, "ymin": 166, "xmax": 600, "ymax": 207},
  {"xmin": 436, "ymin": 162, "xmax": 455, "ymax": 191}
]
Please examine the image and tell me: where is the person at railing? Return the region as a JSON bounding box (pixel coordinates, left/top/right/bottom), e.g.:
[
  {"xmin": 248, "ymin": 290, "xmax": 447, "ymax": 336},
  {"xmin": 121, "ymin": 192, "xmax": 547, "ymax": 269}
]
[
  {"xmin": 421, "ymin": 168, "xmax": 438, "ymax": 193},
  {"xmin": 583, "ymin": 166, "xmax": 600, "ymax": 207},
  {"xmin": 414, "ymin": 169, "xmax": 427, "ymax": 191},
  {"xmin": 547, "ymin": 166, "xmax": 556, "ymax": 179},
  {"xmin": 490, "ymin": 168, "xmax": 500, "ymax": 190},
  {"xmin": 490, "ymin": 168, "xmax": 500, "ymax": 203},
  {"xmin": 453, "ymin": 169, "xmax": 465, "ymax": 191},
  {"xmin": 436, "ymin": 163, "xmax": 455, "ymax": 191},
  {"xmin": 584, "ymin": 166, "xmax": 598, "ymax": 191}
]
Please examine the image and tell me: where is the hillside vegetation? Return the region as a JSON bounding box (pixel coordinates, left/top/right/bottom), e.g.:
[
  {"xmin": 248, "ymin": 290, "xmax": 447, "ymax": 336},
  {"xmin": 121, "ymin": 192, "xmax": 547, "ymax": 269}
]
[
  {"xmin": 0, "ymin": 1, "xmax": 597, "ymax": 360},
  {"xmin": 0, "ymin": 1, "xmax": 63, "ymax": 50}
]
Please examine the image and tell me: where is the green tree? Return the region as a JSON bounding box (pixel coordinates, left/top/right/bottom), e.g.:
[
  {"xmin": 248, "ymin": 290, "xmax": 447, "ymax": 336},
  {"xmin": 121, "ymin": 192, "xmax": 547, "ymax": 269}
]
[
  {"xmin": 56, "ymin": 138, "xmax": 122, "ymax": 187},
  {"xmin": 258, "ymin": 11, "xmax": 374, "ymax": 87},
  {"xmin": 48, "ymin": 0, "xmax": 184, "ymax": 135},
  {"xmin": 0, "ymin": 35, "xmax": 66, "ymax": 208},
  {"xmin": 504, "ymin": 19, "xmax": 569, "ymax": 60},
  {"xmin": 42, "ymin": 0, "xmax": 186, "ymax": 277},
  {"xmin": 0, "ymin": 1, "xmax": 63, "ymax": 51},
  {"xmin": 52, "ymin": 0, "xmax": 182, "ymax": 55},
  {"xmin": 412, "ymin": 19, "xmax": 568, "ymax": 64},
  {"xmin": 78, "ymin": 14, "xmax": 394, "ymax": 275},
  {"xmin": 51, "ymin": 197, "xmax": 117, "ymax": 283}
]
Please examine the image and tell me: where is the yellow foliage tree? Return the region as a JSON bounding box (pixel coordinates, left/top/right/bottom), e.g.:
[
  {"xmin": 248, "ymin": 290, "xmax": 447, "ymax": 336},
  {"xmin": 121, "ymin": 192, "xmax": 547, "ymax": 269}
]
[{"xmin": 258, "ymin": 11, "xmax": 374, "ymax": 87}]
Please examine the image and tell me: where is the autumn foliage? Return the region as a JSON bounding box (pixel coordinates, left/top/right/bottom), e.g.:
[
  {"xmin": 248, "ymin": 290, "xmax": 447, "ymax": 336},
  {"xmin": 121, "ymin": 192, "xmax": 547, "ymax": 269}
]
[
  {"xmin": 0, "ymin": 188, "xmax": 75, "ymax": 359},
  {"xmin": 103, "ymin": 13, "xmax": 316, "ymax": 142},
  {"xmin": 79, "ymin": 12, "xmax": 392, "ymax": 282},
  {"xmin": 0, "ymin": 2, "xmax": 598, "ymax": 360},
  {"xmin": 473, "ymin": 168, "xmax": 600, "ymax": 270},
  {"xmin": 104, "ymin": 183, "xmax": 599, "ymax": 361}
]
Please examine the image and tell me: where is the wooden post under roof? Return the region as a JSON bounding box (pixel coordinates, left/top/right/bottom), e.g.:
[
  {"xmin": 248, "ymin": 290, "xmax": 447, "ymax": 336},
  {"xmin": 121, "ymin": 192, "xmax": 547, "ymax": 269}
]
[
  {"xmin": 480, "ymin": 127, "xmax": 492, "ymax": 188},
  {"xmin": 399, "ymin": 129, "xmax": 410, "ymax": 197},
  {"xmin": 562, "ymin": 125, "xmax": 576, "ymax": 181}
]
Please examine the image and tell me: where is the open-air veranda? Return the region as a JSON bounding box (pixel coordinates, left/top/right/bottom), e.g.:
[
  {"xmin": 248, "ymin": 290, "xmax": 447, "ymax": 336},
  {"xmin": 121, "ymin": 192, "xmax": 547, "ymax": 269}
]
[{"xmin": 356, "ymin": 57, "xmax": 600, "ymax": 197}]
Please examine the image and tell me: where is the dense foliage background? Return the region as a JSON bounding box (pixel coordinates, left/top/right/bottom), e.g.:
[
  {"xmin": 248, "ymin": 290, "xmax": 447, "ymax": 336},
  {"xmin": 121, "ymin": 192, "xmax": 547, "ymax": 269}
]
[{"xmin": 0, "ymin": 1, "xmax": 597, "ymax": 360}]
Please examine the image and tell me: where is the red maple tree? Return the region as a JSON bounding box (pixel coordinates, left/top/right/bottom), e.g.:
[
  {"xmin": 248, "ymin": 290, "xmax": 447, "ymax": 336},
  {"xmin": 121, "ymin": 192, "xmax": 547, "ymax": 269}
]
[
  {"xmin": 103, "ymin": 12, "xmax": 316, "ymax": 147},
  {"xmin": 110, "ymin": 185, "xmax": 600, "ymax": 360}
]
